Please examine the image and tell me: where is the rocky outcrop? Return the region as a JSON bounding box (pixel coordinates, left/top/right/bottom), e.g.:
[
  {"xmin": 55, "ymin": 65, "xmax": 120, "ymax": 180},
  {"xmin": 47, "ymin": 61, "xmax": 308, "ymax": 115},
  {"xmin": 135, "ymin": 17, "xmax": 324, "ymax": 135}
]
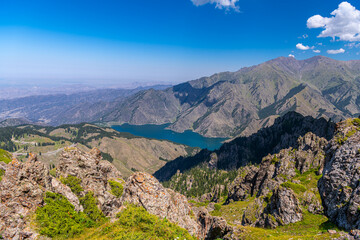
[
  {"xmin": 197, "ymin": 208, "xmax": 234, "ymax": 240},
  {"xmin": 121, "ymin": 171, "xmax": 234, "ymax": 239},
  {"xmin": 318, "ymin": 119, "xmax": 360, "ymax": 230},
  {"xmin": 242, "ymin": 187, "xmax": 302, "ymax": 228},
  {"xmin": 0, "ymin": 146, "xmax": 233, "ymax": 240},
  {"xmin": 57, "ymin": 147, "xmax": 123, "ymax": 217},
  {"xmin": 0, "ymin": 157, "xmax": 44, "ymax": 240},
  {"xmin": 121, "ymin": 172, "xmax": 200, "ymax": 235},
  {"xmin": 227, "ymin": 132, "xmax": 327, "ymax": 204}
]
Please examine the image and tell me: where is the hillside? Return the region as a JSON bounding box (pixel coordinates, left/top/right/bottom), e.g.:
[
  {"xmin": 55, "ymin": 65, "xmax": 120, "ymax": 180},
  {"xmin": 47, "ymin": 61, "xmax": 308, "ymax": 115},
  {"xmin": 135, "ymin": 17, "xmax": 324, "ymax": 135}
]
[
  {"xmin": 1, "ymin": 117, "xmax": 360, "ymax": 239},
  {"xmin": 0, "ymin": 85, "xmax": 171, "ymax": 126},
  {"xmin": 155, "ymin": 112, "xmax": 335, "ymax": 182},
  {"xmin": 0, "ymin": 123, "xmax": 197, "ymax": 177},
  {"xmin": 0, "ymin": 56, "xmax": 358, "ymax": 138},
  {"xmin": 101, "ymin": 56, "xmax": 360, "ymax": 138}
]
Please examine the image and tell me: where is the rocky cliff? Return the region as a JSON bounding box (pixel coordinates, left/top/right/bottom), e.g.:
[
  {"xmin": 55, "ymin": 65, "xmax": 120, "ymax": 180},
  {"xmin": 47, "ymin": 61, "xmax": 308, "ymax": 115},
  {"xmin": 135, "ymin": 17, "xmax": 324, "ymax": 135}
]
[
  {"xmin": 0, "ymin": 148, "xmax": 233, "ymax": 240},
  {"xmin": 319, "ymin": 118, "xmax": 360, "ymax": 230},
  {"xmin": 155, "ymin": 111, "xmax": 334, "ymax": 182}
]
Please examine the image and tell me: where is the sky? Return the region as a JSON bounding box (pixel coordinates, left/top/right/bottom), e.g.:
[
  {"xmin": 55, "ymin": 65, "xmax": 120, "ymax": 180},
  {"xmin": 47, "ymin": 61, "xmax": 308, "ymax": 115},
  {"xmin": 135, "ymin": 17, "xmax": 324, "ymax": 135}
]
[{"xmin": 0, "ymin": 0, "xmax": 360, "ymax": 87}]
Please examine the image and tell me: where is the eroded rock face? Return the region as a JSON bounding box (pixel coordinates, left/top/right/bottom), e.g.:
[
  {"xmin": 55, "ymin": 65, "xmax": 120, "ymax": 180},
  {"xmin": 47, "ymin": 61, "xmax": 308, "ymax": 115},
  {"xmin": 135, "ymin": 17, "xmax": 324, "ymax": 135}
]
[
  {"xmin": 0, "ymin": 157, "xmax": 43, "ymax": 240},
  {"xmin": 242, "ymin": 187, "xmax": 302, "ymax": 228},
  {"xmin": 121, "ymin": 172, "xmax": 200, "ymax": 236},
  {"xmin": 121, "ymin": 171, "xmax": 233, "ymax": 239},
  {"xmin": 318, "ymin": 119, "xmax": 360, "ymax": 230},
  {"xmin": 196, "ymin": 207, "xmax": 234, "ymax": 240},
  {"xmin": 57, "ymin": 147, "xmax": 123, "ymax": 217},
  {"xmin": 227, "ymin": 132, "xmax": 327, "ymax": 203}
]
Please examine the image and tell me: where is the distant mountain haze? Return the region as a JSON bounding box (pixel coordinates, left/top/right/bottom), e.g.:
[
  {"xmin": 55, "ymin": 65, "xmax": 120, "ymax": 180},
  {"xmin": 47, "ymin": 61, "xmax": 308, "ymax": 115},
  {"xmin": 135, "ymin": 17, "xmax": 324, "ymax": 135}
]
[{"xmin": 0, "ymin": 56, "xmax": 359, "ymax": 138}]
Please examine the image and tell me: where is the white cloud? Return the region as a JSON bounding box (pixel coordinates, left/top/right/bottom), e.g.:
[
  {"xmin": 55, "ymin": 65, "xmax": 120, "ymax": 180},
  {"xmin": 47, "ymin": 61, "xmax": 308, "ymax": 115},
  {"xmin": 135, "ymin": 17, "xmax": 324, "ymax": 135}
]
[
  {"xmin": 313, "ymin": 50, "xmax": 321, "ymax": 53},
  {"xmin": 191, "ymin": 0, "xmax": 239, "ymax": 10},
  {"xmin": 296, "ymin": 43, "xmax": 311, "ymax": 50},
  {"xmin": 327, "ymin": 48, "xmax": 345, "ymax": 54},
  {"xmin": 307, "ymin": 2, "xmax": 360, "ymax": 42},
  {"xmin": 289, "ymin": 54, "xmax": 295, "ymax": 58}
]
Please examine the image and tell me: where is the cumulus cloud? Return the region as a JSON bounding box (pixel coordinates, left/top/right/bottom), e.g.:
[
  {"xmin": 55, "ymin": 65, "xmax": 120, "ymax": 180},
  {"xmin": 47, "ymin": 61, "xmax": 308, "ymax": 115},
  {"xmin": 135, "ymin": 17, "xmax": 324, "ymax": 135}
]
[
  {"xmin": 327, "ymin": 48, "xmax": 345, "ymax": 54},
  {"xmin": 313, "ymin": 50, "xmax": 321, "ymax": 53},
  {"xmin": 307, "ymin": 2, "xmax": 360, "ymax": 42},
  {"xmin": 191, "ymin": 0, "xmax": 239, "ymax": 10},
  {"xmin": 296, "ymin": 43, "xmax": 311, "ymax": 50},
  {"xmin": 289, "ymin": 54, "xmax": 295, "ymax": 58}
]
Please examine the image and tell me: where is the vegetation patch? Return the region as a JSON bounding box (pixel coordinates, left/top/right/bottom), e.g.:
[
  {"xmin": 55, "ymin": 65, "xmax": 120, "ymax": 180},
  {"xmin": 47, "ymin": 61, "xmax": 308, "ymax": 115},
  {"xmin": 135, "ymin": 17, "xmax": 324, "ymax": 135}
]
[
  {"xmin": 163, "ymin": 165, "xmax": 237, "ymax": 198},
  {"xmin": 80, "ymin": 191, "xmax": 106, "ymax": 223},
  {"xmin": 60, "ymin": 175, "xmax": 84, "ymax": 196},
  {"xmin": 280, "ymin": 182, "xmax": 307, "ymax": 194},
  {"xmin": 0, "ymin": 149, "xmax": 12, "ymax": 164},
  {"xmin": 36, "ymin": 192, "xmax": 94, "ymax": 238},
  {"xmin": 108, "ymin": 179, "xmax": 124, "ymax": 198},
  {"xmin": 271, "ymin": 155, "xmax": 279, "ymax": 164},
  {"xmin": 0, "ymin": 169, "xmax": 5, "ymax": 181},
  {"xmin": 71, "ymin": 204, "xmax": 196, "ymax": 240}
]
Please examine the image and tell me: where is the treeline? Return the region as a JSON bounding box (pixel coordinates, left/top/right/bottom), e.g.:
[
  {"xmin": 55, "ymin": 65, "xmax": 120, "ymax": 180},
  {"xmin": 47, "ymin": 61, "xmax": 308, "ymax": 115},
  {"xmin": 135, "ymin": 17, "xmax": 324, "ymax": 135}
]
[{"xmin": 162, "ymin": 165, "xmax": 237, "ymax": 198}]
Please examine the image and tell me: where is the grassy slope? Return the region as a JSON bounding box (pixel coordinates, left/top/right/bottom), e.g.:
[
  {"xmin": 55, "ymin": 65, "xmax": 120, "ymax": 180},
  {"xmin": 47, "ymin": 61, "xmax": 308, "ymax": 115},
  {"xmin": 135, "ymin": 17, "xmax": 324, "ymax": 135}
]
[{"xmin": 204, "ymin": 169, "xmax": 341, "ymax": 239}]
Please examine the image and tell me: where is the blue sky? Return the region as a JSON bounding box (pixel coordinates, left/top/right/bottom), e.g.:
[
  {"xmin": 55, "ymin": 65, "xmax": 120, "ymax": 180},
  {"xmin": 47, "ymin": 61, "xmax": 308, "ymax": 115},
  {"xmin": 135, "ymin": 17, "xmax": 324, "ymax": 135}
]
[{"xmin": 0, "ymin": 0, "xmax": 359, "ymax": 86}]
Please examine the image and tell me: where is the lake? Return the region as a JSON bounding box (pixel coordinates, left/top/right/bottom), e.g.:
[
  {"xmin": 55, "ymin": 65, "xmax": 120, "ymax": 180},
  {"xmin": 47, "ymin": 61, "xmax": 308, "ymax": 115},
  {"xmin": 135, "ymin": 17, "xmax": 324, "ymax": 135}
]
[{"xmin": 111, "ymin": 124, "xmax": 227, "ymax": 150}]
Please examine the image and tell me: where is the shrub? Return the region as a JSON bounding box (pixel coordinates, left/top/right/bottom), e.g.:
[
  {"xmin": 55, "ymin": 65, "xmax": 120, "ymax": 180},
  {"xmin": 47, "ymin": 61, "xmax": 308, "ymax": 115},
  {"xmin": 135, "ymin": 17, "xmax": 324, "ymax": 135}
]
[
  {"xmin": 0, "ymin": 149, "xmax": 12, "ymax": 164},
  {"xmin": 36, "ymin": 192, "xmax": 94, "ymax": 238},
  {"xmin": 49, "ymin": 168, "xmax": 56, "ymax": 177},
  {"xmin": 214, "ymin": 203, "xmax": 222, "ymax": 211},
  {"xmin": 281, "ymin": 181, "xmax": 307, "ymax": 194},
  {"xmin": 80, "ymin": 191, "xmax": 106, "ymax": 222},
  {"xmin": 110, "ymin": 204, "xmax": 197, "ymax": 240},
  {"xmin": 60, "ymin": 175, "xmax": 83, "ymax": 196},
  {"xmin": 108, "ymin": 180, "xmax": 124, "ymax": 198}
]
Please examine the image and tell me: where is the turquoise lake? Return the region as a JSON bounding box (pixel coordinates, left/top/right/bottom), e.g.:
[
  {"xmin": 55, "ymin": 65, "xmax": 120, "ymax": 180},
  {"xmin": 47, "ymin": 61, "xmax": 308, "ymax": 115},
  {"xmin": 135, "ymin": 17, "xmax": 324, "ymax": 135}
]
[{"xmin": 111, "ymin": 124, "xmax": 227, "ymax": 150}]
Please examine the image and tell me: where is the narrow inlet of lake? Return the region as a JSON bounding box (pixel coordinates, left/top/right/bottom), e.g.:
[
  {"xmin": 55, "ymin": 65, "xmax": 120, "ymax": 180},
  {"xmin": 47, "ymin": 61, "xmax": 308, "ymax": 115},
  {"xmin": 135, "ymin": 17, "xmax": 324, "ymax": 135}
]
[{"xmin": 111, "ymin": 124, "xmax": 227, "ymax": 151}]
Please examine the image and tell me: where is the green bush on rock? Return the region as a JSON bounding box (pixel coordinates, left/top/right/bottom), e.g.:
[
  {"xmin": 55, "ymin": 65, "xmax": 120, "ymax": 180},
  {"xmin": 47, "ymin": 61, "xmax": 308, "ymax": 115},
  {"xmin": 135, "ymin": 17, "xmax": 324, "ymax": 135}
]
[
  {"xmin": 36, "ymin": 192, "xmax": 94, "ymax": 238},
  {"xmin": 60, "ymin": 175, "xmax": 83, "ymax": 196},
  {"xmin": 108, "ymin": 179, "xmax": 124, "ymax": 198}
]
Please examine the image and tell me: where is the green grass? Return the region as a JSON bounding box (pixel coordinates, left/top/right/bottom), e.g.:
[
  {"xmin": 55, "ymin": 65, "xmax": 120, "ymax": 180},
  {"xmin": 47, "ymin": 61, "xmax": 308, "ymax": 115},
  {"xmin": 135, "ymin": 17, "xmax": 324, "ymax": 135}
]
[
  {"xmin": 0, "ymin": 149, "xmax": 12, "ymax": 164},
  {"xmin": 238, "ymin": 211, "xmax": 340, "ymax": 240},
  {"xmin": 60, "ymin": 175, "xmax": 84, "ymax": 196},
  {"xmin": 210, "ymin": 197, "xmax": 256, "ymax": 223},
  {"xmin": 108, "ymin": 179, "xmax": 124, "ymax": 198},
  {"xmin": 71, "ymin": 204, "xmax": 197, "ymax": 240},
  {"xmin": 280, "ymin": 182, "xmax": 307, "ymax": 194},
  {"xmin": 36, "ymin": 192, "xmax": 94, "ymax": 239}
]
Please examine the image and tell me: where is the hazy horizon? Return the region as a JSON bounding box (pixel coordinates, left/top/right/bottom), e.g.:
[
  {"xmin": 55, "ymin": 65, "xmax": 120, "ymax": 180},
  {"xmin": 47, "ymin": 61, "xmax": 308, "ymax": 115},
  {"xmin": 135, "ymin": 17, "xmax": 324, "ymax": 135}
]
[{"xmin": 1, "ymin": 0, "xmax": 360, "ymax": 86}]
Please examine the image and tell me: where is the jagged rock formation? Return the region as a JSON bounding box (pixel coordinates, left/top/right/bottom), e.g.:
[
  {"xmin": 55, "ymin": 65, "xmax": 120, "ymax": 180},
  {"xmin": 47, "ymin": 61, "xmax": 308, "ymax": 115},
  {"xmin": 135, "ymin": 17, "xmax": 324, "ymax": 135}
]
[
  {"xmin": 318, "ymin": 119, "xmax": 360, "ymax": 230},
  {"xmin": 0, "ymin": 153, "xmax": 78, "ymax": 239},
  {"xmin": 57, "ymin": 147, "xmax": 123, "ymax": 217},
  {"xmin": 155, "ymin": 112, "xmax": 334, "ymax": 182},
  {"xmin": 242, "ymin": 187, "xmax": 302, "ymax": 228},
  {"xmin": 226, "ymin": 132, "xmax": 327, "ymax": 228},
  {"xmin": 121, "ymin": 171, "xmax": 200, "ymax": 236},
  {"xmin": 0, "ymin": 147, "xmax": 233, "ymax": 239},
  {"xmin": 121, "ymin": 171, "xmax": 234, "ymax": 239}
]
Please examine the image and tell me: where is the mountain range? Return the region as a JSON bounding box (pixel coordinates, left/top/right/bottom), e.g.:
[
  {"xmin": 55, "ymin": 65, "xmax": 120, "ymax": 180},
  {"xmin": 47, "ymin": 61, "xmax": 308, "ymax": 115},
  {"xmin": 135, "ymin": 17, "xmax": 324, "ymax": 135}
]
[{"xmin": 1, "ymin": 56, "xmax": 360, "ymax": 138}]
